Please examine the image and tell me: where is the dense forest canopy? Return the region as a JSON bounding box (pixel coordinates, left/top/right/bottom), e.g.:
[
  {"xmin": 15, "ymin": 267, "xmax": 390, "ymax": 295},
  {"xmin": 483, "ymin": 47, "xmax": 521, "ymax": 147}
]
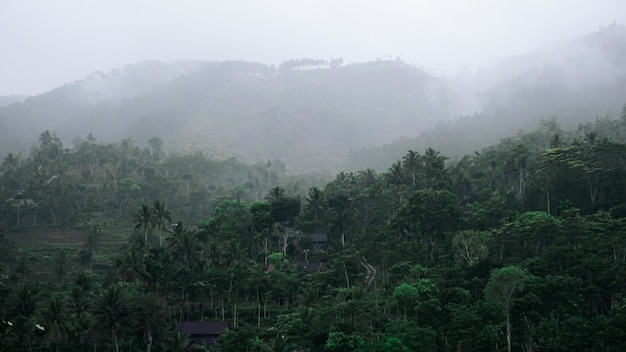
[{"xmin": 1, "ymin": 106, "xmax": 626, "ymax": 351}]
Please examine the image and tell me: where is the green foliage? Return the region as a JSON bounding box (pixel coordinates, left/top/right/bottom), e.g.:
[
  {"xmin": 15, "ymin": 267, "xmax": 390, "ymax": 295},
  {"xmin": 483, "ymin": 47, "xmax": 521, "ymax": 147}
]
[
  {"xmin": 326, "ymin": 331, "xmax": 364, "ymax": 352},
  {"xmin": 452, "ymin": 230, "xmax": 493, "ymax": 266},
  {"xmin": 3, "ymin": 106, "xmax": 626, "ymax": 351}
]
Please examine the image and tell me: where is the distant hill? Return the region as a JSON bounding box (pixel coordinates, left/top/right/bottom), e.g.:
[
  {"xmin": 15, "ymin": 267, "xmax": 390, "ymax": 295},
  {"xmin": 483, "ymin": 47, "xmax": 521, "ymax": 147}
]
[
  {"xmin": 0, "ymin": 59, "xmax": 451, "ymax": 174},
  {"xmin": 347, "ymin": 23, "xmax": 626, "ymax": 171},
  {"xmin": 0, "ymin": 95, "xmax": 25, "ymax": 107},
  {"xmin": 2, "ymin": 24, "xmax": 626, "ymax": 174}
]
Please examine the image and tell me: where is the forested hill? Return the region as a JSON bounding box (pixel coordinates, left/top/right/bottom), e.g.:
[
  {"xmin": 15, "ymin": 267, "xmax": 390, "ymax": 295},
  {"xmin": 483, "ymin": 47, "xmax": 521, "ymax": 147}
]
[
  {"xmin": 2, "ymin": 25, "xmax": 626, "ymax": 175},
  {"xmin": 347, "ymin": 23, "xmax": 626, "ymax": 171},
  {"xmin": 3, "ymin": 111, "xmax": 626, "ymax": 350},
  {"xmin": 0, "ymin": 59, "xmax": 450, "ymax": 174}
]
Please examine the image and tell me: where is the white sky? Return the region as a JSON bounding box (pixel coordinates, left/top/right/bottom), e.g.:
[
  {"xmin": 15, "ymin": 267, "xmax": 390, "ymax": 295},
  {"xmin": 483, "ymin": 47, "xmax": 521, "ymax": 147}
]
[{"xmin": 1, "ymin": 0, "xmax": 625, "ymax": 96}]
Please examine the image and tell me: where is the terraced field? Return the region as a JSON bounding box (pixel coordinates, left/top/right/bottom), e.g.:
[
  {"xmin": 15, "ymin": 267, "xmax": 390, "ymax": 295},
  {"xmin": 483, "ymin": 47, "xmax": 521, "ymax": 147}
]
[{"xmin": 4, "ymin": 227, "xmax": 131, "ymax": 283}]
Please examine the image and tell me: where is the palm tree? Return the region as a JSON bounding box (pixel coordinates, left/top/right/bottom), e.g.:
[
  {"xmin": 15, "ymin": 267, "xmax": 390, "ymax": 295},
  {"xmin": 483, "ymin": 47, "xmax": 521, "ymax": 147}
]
[
  {"xmin": 304, "ymin": 187, "xmax": 326, "ymax": 230},
  {"xmin": 152, "ymin": 200, "xmax": 172, "ymax": 247},
  {"xmin": 52, "ymin": 249, "xmax": 69, "ymax": 285},
  {"xmin": 402, "ymin": 150, "xmax": 421, "ymax": 189},
  {"xmin": 67, "ymin": 286, "xmax": 91, "ymax": 347},
  {"xmin": 134, "ymin": 204, "xmax": 156, "ymax": 244},
  {"xmin": 117, "ymin": 244, "xmax": 149, "ymax": 285},
  {"xmin": 44, "ymin": 296, "xmax": 66, "ymax": 351},
  {"xmin": 132, "ymin": 294, "xmax": 166, "ymax": 352},
  {"xmin": 387, "ymin": 160, "xmax": 405, "ymax": 207},
  {"xmin": 94, "ymin": 285, "xmax": 129, "ymax": 352},
  {"xmin": 15, "ymin": 256, "xmax": 31, "ymax": 285},
  {"xmin": 8, "ymin": 285, "xmax": 40, "ymax": 350},
  {"xmin": 168, "ymin": 222, "xmax": 200, "ymax": 271}
]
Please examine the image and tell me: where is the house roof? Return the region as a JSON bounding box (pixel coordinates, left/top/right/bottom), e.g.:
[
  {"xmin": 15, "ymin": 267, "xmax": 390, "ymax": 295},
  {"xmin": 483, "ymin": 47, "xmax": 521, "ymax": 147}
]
[
  {"xmin": 175, "ymin": 321, "xmax": 229, "ymax": 335},
  {"xmin": 292, "ymin": 260, "xmax": 323, "ymax": 272},
  {"xmin": 295, "ymin": 233, "xmax": 327, "ymax": 242}
]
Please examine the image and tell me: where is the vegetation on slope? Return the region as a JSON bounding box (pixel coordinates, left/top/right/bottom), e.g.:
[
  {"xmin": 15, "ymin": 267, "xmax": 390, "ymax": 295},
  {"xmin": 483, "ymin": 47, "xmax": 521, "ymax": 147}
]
[{"xmin": 2, "ymin": 110, "xmax": 626, "ymax": 351}]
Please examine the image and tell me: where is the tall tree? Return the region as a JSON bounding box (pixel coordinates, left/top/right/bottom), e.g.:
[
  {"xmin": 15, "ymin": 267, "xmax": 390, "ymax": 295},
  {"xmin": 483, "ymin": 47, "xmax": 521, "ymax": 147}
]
[
  {"xmin": 134, "ymin": 204, "xmax": 156, "ymax": 244},
  {"xmin": 152, "ymin": 200, "xmax": 172, "ymax": 247},
  {"xmin": 402, "ymin": 150, "xmax": 420, "ymax": 190},
  {"xmin": 52, "ymin": 249, "xmax": 69, "ymax": 285},
  {"xmin": 398, "ymin": 189, "xmax": 461, "ymax": 264},
  {"xmin": 484, "ymin": 265, "xmax": 528, "ymax": 352},
  {"xmin": 94, "ymin": 285, "xmax": 129, "ymax": 352}
]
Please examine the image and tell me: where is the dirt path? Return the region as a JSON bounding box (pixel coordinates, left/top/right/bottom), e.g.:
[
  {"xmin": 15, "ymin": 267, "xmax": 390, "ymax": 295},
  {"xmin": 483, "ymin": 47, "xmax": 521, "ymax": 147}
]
[{"xmin": 361, "ymin": 257, "xmax": 377, "ymax": 288}]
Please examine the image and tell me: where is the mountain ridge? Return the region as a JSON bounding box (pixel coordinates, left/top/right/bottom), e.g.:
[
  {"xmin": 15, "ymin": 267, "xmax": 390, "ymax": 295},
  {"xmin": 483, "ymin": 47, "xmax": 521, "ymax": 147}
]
[{"xmin": 1, "ymin": 24, "xmax": 625, "ymax": 174}]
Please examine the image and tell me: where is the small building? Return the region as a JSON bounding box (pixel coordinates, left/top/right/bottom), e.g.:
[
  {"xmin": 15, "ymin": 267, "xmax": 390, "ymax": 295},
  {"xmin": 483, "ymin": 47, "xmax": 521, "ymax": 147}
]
[
  {"xmin": 175, "ymin": 321, "xmax": 230, "ymax": 347},
  {"xmin": 291, "ymin": 260, "xmax": 325, "ymax": 273},
  {"xmin": 293, "ymin": 233, "xmax": 328, "ymax": 253}
]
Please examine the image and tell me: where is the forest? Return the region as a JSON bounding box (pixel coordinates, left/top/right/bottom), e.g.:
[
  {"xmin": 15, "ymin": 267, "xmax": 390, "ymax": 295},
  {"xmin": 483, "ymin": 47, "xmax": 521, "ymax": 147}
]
[{"xmin": 1, "ymin": 104, "xmax": 626, "ymax": 352}]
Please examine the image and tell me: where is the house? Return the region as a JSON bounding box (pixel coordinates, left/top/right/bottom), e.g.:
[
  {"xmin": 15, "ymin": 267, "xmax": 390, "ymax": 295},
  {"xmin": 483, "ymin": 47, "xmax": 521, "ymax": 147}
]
[
  {"xmin": 266, "ymin": 260, "xmax": 326, "ymax": 273},
  {"xmin": 292, "ymin": 233, "xmax": 328, "ymax": 253},
  {"xmin": 175, "ymin": 321, "xmax": 230, "ymax": 347},
  {"xmin": 291, "ymin": 260, "xmax": 324, "ymax": 273}
]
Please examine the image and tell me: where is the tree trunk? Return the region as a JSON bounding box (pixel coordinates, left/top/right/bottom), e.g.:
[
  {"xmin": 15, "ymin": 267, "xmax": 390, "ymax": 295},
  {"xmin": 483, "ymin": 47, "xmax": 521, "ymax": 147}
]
[
  {"xmin": 146, "ymin": 329, "xmax": 153, "ymax": 352},
  {"xmin": 113, "ymin": 328, "xmax": 120, "ymax": 352},
  {"xmin": 506, "ymin": 312, "xmax": 512, "ymax": 352}
]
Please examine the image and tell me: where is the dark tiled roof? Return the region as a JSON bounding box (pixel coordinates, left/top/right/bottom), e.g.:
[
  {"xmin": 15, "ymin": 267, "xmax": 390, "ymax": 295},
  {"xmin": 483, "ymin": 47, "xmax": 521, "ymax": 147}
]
[
  {"xmin": 175, "ymin": 321, "xmax": 229, "ymax": 335},
  {"xmin": 295, "ymin": 233, "xmax": 327, "ymax": 242},
  {"xmin": 292, "ymin": 260, "xmax": 323, "ymax": 272}
]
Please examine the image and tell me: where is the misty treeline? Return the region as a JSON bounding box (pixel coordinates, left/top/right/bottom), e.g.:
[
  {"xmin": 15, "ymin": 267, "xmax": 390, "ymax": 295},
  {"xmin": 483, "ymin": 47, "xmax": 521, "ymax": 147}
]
[
  {"xmin": 2, "ymin": 24, "xmax": 625, "ymax": 177},
  {"xmin": 2, "ymin": 106, "xmax": 626, "ymax": 351}
]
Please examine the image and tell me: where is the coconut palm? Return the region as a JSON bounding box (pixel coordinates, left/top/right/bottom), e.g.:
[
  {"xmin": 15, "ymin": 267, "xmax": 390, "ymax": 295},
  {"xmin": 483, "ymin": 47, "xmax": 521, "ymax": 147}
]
[
  {"xmin": 152, "ymin": 200, "xmax": 172, "ymax": 247},
  {"xmin": 134, "ymin": 204, "xmax": 156, "ymax": 244},
  {"xmin": 67, "ymin": 286, "xmax": 92, "ymax": 347},
  {"xmin": 304, "ymin": 187, "xmax": 326, "ymax": 226},
  {"xmin": 117, "ymin": 244, "xmax": 149, "ymax": 285},
  {"xmin": 402, "ymin": 150, "xmax": 421, "ymax": 190},
  {"xmin": 44, "ymin": 296, "xmax": 67, "ymax": 351},
  {"xmin": 168, "ymin": 222, "xmax": 200, "ymax": 270},
  {"xmin": 52, "ymin": 249, "xmax": 69, "ymax": 285},
  {"xmin": 94, "ymin": 285, "xmax": 129, "ymax": 352}
]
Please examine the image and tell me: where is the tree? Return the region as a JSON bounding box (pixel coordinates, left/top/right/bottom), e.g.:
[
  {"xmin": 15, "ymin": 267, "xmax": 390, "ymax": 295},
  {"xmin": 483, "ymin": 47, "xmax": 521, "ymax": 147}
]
[
  {"xmin": 134, "ymin": 204, "xmax": 156, "ymax": 244},
  {"xmin": 251, "ymin": 202, "xmax": 274, "ymax": 265},
  {"xmin": 267, "ymin": 188, "xmax": 301, "ymax": 255},
  {"xmin": 398, "ymin": 189, "xmax": 461, "ymax": 264},
  {"xmin": 422, "ymin": 148, "xmax": 448, "ymax": 190},
  {"xmin": 80, "ymin": 220, "xmax": 101, "ymax": 271},
  {"xmin": 167, "ymin": 222, "xmax": 200, "ymax": 271},
  {"xmin": 326, "ymin": 331, "xmax": 364, "ymax": 352},
  {"xmin": 52, "ymin": 249, "xmax": 69, "ymax": 285},
  {"xmin": 152, "ymin": 200, "xmax": 172, "ymax": 247},
  {"xmin": 393, "ymin": 283, "xmax": 419, "ymax": 319},
  {"xmin": 6, "ymin": 284, "xmax": 40, "ymax": 350},
  {"xmin": 94, "ymin": 285, "xmax": 130, "ymax": 352},
  {"xmin": 303, "ymin": 187, "xmax": 327, "ymax": 230},
  {"xmin": 402, "ymin": 150, "xmax": 421, "ymax": 190},
  {"xmin": 117, "ymin": 244, "xmax": 149, "ymax": 285},
  {"xmin": 15, "ymin": 256, "xmax": 31, "ymax": 285},
  {"xmin": 452, "ymin": 230, "xmax": 494, "ymax": 266},
  {"xmin": 44, "ymin": 295, "xmax": 67, "ymax": 351},
  {"xmin": 484, "ymin": 265, "xmax": 528, "ymax": 352},
  {"xmin": 497, "ymin": 211, "xmax": 563, "ymax": 261},
  {"xmin": 66, "ymin": 286, "xmax": 93, "ymax": 347}
]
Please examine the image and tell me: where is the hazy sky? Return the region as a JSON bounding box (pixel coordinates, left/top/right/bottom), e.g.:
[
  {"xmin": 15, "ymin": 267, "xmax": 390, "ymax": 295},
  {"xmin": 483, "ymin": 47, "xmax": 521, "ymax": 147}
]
[{"xmin": 1, "ymin": 0, "xmax": 625, "ymax": 96}]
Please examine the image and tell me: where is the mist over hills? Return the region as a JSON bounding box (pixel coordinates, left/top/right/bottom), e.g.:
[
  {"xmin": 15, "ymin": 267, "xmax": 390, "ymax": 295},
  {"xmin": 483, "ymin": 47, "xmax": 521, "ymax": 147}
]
[
  {"xmin": 0, "ymin": 95, "xmax": 25, "ymax": 107},
  {"xmin": 347, "ymin": 23, "xmax": 626, "ymax": 171},
  {"xmin": 1, "ymin": 24, "xmax": 625, "ymax": 174}
]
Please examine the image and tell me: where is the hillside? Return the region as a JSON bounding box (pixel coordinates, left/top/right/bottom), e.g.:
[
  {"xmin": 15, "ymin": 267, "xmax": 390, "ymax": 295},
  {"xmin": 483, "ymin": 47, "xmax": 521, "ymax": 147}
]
[
  {"xmin": 2, "ymin": 25, "xmax": 626, "ymax": 175},
  {"xmin": 347, "ymin": 23, "xmax": 626, "ymax": 171},
  {"xmin": 0, "ymin": 59, "xmax": 449, "ymax": 174}
]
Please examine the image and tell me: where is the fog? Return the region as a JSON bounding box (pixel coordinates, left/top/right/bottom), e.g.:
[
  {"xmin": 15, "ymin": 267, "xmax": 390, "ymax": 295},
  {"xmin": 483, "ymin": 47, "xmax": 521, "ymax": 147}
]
[{"xmin": 2, "ymin": 0, "xmax": 625, "ymax": 96}]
